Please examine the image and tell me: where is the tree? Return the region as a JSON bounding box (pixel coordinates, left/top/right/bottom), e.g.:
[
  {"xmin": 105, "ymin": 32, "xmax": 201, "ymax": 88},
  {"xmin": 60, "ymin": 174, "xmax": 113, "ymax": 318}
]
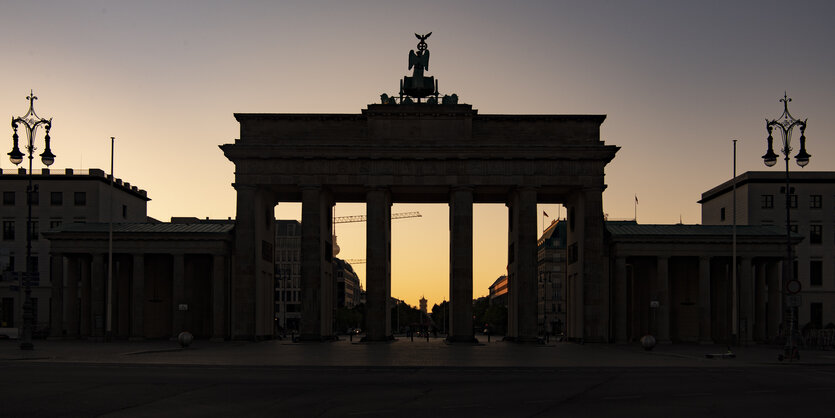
[{"xmin": 472, "ymin": 296, "xmax": 490, "ymax": 331}]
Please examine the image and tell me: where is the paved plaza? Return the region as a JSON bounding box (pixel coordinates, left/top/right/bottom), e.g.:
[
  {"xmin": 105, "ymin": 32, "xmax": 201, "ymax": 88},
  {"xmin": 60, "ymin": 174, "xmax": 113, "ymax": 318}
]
[
  {"xmin": 2, "ymin": 335, "xmax": 835, "ymax": 367},
  {"xmin": 2, "ymin": 337, "xmax": 835, "ymax": 417}
]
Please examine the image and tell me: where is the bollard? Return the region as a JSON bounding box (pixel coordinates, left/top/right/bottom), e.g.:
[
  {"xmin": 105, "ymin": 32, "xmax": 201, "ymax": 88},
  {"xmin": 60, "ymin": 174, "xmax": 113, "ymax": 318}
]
[{"xmin": 177, "ymin": 331, "xmax": 194, "ymax": 348}]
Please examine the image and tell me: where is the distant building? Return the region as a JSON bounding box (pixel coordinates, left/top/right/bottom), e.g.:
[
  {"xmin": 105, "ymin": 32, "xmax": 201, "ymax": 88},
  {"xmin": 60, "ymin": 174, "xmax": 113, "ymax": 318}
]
[
  {"xmin": 488, "ymin": 275, "xmax": 508, "ymax": 307},
  {"xmin": 537, "ymin": 220, "xmax": 566, "ymax": 335},
  {"xmin": 1, "ymin": 168, "xmax": 149, "ymax": 335},
  {"xmin": 275, "ymin": 220, "xmax": 301, "ymax": 331},
  {"xmin": 700, "ymin": 171, "xmax": 835, "ymax": 332},
  {"xmin": 334, "ymin": 258, "xmax": 361, "ymax": 308}
]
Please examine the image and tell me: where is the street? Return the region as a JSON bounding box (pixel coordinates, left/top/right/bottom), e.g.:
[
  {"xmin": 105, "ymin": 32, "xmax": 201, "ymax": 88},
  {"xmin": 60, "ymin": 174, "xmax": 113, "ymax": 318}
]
[{"xmin": 3, "ymin": 362, "xmax": 834, "ymax": 417}]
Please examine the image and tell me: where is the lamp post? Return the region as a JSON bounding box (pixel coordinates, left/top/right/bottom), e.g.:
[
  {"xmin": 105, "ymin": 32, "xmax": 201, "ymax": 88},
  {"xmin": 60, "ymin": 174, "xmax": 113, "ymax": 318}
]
[
  {"xmin": 8, "ymin": 91, "xmax": 55, "ymax": 351},
  {"xmin": 762, "ymin": 92, "xmax": 809, "ymax": 361}
]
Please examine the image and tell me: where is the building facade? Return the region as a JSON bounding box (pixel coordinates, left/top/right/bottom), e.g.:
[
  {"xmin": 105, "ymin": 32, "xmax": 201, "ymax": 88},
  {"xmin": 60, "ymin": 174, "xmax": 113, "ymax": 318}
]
[
  {"xmin": 1, "ymin": 168, "xmax": 148, "ymax": 336},
  {"xmin": 334, "ymin": 258, "xmax": 361, "ymax": 309},
  {"xmin": 275, "ymin": 220, "xmax": 301, "ymax": 332},
  {"xmin": 537, "ymin": 220, "xmax": 566, "ymax": 335},
  {"xmin": 488, "ymin": 275, "xmax": 508, "ymax": 307},
  {"xmin": 700, "ymin": 172, "xmax": 835, "ymax": 331},
  {"xmin": 607, "ymin": 222, "xmax": 793, "ymax": 344},
  {"xmin": 44, "ymin": 221, "xmax": 233, "ymax": 340}
]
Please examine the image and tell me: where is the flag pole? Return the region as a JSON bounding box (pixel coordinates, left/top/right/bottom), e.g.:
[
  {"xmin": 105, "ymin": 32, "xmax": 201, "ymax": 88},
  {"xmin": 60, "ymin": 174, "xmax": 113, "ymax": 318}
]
[
  {"xmin": 106, "ymin": 137, "xmax": 114, "ymax": 341},
  {"xmin": 634, "ymin": 195, "xmax": 638, "ymax": 222}
]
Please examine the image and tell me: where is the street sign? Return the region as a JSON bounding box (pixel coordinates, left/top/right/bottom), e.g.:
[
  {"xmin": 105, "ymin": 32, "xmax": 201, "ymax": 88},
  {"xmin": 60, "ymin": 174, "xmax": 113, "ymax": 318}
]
[
  {"xmin": 785, "ymin": 280, "xmax": 802, "ymax": 295},
  {"xmin": 786, "ymin": 295, "xmax": 802, "ymax": 307}
]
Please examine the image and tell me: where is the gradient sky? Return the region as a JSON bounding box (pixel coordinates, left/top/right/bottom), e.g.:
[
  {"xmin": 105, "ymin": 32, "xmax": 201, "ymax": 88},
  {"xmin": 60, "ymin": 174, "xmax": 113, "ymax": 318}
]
[{"xmin": 2, "ymin": 1, "xmax": 834, "ymax": 307}]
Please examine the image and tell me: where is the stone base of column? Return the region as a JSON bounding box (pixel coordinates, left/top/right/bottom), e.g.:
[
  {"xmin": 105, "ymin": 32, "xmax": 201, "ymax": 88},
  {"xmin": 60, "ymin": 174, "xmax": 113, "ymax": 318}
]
[{"xmin": 445, "ymin": 335, "xmax": 479, "ymax": 344}]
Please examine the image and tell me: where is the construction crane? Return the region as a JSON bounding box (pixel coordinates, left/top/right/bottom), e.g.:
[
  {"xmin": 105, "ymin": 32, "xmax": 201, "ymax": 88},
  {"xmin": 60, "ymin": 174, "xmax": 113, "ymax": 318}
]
[
  {"xmin": 333, "ymin": 211, "xmax": 421, "ymax": 263},
  {"xmin": 333, "ymin": 211, "xmax": 421, "ymax": 224}
]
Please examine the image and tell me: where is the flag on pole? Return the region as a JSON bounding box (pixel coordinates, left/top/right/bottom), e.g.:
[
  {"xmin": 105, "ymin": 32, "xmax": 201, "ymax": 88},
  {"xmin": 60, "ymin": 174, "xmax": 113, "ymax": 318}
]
[{"xmin": 635, "ymin": 195, "xmax": 638, "ymax": 204}]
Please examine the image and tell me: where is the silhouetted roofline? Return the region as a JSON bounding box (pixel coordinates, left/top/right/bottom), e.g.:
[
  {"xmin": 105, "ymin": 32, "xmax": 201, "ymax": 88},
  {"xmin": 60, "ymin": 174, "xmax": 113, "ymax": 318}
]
[{"xmin": 699, "ymin": 171, "xmax": 835, "ymax": 204}]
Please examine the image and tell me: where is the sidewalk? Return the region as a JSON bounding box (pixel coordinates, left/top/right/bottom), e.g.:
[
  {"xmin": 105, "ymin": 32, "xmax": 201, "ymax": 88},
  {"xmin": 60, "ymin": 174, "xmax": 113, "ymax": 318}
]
[{"xmin": 4, "ymin": 336, "xmax": 835, "ymax": 368}]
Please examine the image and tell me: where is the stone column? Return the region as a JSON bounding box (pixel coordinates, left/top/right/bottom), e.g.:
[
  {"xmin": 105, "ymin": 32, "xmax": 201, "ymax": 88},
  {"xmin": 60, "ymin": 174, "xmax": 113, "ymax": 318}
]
[
  {"xmin": 656, "ymin": 256, "xmax": 671, "ymax": 343},
  {"xmin": 754, "ymin": 261, "xmax": 767, "ymax": 342},
  {"xmin": 581, "ymin": 187, "xmax": 607, "ymax": 342},
  {"xmin": 90, "ymin": 254, "xmax": 105, "ymax": 340},
  {"xmin": 507, "ymin": 187, "xmax": 538, "ymax": 342},
  {"xmin": 171, "ymin": 253, "xmax": 185, "ymax": 337},
  {"xmin": 364, "ymin": 188, "xmax": 391, "ymax": 342},
  {"xmin": 738, "ymin": 257, "xmax": 753, "ymax": 344},
  {"xmin": 766, "ymin": 260, "xmax": 780, "ymax": 341},
  {"xmin": 698, "ymin": 256, "xmax": 712, "ymax": 344},
  {"xmin": 448, "ymin": 187, "xmax": 476, "ymax": 343},
  {"xmin": 65, "ymin": 256, "xmax": 79, "ymax": 338},
  {"xmin": 130, "ymin": 254, "xmax": 145, "ymax": 340},
  {"xmin": 211, "ymin": 255, "xmax": 227, "ymax": 341},
  {"xmin": 232, "ymin": 184, "xmax": 276, "ymax": 340},
  {"xmin": 300, "ymin": 186, "xmax": 334, "ymax": 341},
  {"xmin": 48, "ymin": 254, "xmax": 65, "ymax": 339},
  {"xmin": 614, "ymin": 256, "xmax": 628, "ymax": 343}
]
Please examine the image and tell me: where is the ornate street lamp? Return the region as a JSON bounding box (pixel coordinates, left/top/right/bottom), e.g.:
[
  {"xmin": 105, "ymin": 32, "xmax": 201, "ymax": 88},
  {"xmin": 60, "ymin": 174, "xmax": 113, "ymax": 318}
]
[
  {"xmin": 762, "ymin": 92, "xmax": 808, "ymax": 361},
  {"xmin": 9, "ymin": 90, "xmax": 55, "ymax": 350}
]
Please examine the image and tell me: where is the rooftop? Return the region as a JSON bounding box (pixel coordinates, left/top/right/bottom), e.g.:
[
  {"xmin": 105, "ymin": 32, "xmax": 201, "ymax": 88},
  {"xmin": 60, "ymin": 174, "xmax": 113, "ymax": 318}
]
[
  {"xmin": 0, "ymin": 167, "xmax": 149, "ymax": 200},
  {"xmin": 699, "ymin": 170, "xmax": 835, "ymax": 203}
]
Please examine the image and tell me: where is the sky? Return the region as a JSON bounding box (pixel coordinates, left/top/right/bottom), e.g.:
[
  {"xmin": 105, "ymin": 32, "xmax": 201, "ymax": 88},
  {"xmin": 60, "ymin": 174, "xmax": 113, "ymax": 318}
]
[{"xmin": 2, "ymin": 1, "xmax": 834, "ymax": 307}]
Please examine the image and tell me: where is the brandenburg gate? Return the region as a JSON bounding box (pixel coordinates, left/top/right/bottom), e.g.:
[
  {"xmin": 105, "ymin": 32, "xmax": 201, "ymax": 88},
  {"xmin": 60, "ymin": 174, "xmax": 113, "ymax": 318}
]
[{"xmin": 221, "ymin": 34, "xmax": 619, "ymax": 343}]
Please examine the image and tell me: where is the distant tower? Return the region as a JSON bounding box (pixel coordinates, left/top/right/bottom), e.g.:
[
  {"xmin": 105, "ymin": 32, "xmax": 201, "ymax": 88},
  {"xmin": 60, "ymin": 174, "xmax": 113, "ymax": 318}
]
[{"xmin": 419, "ymin": 296, "xmax": 427, "ymax": 316}]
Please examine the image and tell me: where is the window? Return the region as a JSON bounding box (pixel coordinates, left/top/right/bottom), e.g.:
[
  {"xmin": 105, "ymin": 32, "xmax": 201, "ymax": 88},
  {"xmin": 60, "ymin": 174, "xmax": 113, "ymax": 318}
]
[
  {"xmin": 74, "ymin": 192, "xmax": 86, "ymax": 206},
  {"xmin": 29, "ymin": 190, "xmax": 39, "ymax": 206},
  {"xmin": 2, "ymin": 221, "xmax": 14, "ymax": 241},
  {"xmin": 761, "ymin": 194, "xmax": 774, "ymax": 209},
  {"xmin": 810, "ymin": 195, "xmax": 822, "ymax": 209},
  {"xmin": 810, "ymin": 303, "xmax": 823, "ymax": 329},
  {"xmin": 789, "ymin": 195, "xmax": 797, "ymax": 209},
  {"xmin": 790, "ymin": 224, "xmax": 798, "ymax": 233},
  {"xmin": 2, "ymin": 192, "xmax": 14, "ymax": 206},
  {"xmin": 122, "ymin": 205, "xmax": 127, "ymax": 219},
  {"xmin": 810, "ymin": 260, "xmax": 823, "ymax": 286},
  {"xmin": 50, "ymin": 192, "xmax": 62, "ymax": 206},
  {"xmin": 4, "ymin": 256, "xmax": 13, "ymax": 272},
  {"xmin": 810, "ymin": 225, "xmax": 823, "ymax": 244},
  {"xmin": 31, "ymin": 221, "xmax": 39, "ymax": 241},
  {"xmin": 720, "ymin": 207, "xmax": 726, "ymax": 221},
  {"xmin": 49, "ymin": 219, "xmax": 62, "ymax": 230}
]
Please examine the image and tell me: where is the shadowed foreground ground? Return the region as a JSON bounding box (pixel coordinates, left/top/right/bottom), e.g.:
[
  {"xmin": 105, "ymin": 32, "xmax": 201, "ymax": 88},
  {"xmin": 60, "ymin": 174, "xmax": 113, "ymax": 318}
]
[{"xmin": 2, "ymin": 337, "xmax": 834, "ymax": 417}]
